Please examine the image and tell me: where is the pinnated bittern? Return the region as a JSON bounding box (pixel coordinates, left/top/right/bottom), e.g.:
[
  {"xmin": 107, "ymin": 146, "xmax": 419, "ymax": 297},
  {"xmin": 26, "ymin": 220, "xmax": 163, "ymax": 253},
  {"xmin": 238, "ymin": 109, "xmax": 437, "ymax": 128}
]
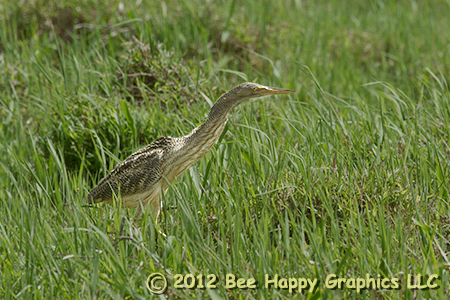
[{"xmin": 87, "ymin": 82, "xmax": 295, "ymax": 219}]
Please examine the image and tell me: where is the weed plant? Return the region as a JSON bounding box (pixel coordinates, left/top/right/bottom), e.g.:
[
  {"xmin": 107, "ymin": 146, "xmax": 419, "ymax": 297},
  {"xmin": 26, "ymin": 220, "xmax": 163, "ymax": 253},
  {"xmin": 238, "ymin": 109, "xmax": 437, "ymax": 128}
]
[{"xmin": 1, "ymin": 0, "xmax": 449, "ymax": 299}]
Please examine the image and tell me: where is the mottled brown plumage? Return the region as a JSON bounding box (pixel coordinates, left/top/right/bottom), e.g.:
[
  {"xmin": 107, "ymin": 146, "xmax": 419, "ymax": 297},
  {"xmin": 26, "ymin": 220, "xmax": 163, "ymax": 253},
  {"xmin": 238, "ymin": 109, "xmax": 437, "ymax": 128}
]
[{"xmin": 87, "ymin": 82, "xmax": 295, "ymax": 219}]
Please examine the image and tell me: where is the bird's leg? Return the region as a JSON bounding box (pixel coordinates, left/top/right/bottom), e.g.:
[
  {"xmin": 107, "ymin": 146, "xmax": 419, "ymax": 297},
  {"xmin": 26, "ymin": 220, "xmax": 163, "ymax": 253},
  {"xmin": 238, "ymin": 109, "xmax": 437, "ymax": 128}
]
[
  {"xmin": 150, "ymin": 199, "xmax": 162, "ymax": 222},
  {"xmin": 112, "ymin": 195, "xmax": 131, "ymax": 245},
  {"xmin": 133, "ymin": 197, "xmax": 161, "ymax": 219},
  {"xmin": 112, "ymin": 216, "xmax": 134, "ymax": 247},
  {"xmin": 134, "ymin": 203, "xmax": 143, "ymax": 219},
  {"xmin": 119, "ymin": 216, "xmax": 126, "ymax": 236},
  {"xmin": 152, "ymin": 200, "xmax": 167, "ymax": 239},
  {"xmin": 133, "ymin": 199, "xmax": 166, "ymax": 240}
]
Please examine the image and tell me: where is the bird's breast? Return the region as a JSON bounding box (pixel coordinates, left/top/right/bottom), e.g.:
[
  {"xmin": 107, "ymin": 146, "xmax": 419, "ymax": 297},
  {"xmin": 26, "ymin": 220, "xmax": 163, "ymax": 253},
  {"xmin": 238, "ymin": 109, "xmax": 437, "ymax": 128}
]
[
  {"xmin": 163, "ymin": 121, "xmax": 227, "ymax": 183},
  {"xmin": 121, "ymin": 181, "xmax": 162, "ymax": 208}
]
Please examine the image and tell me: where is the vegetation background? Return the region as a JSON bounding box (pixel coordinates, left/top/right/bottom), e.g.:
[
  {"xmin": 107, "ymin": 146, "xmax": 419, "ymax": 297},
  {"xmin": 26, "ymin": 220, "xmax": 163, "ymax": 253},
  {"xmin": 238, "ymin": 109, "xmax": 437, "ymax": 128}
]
[{"xmin": 1, "ymin": 0, "xmax": 449, "ymax": 299}]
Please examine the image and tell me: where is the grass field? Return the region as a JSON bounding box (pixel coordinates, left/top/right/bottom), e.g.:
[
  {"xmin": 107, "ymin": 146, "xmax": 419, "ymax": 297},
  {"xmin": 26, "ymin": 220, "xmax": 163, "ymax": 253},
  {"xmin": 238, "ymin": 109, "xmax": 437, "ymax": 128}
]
[{"xmin": 1, "ymin": 0, "xmax": 449, "ymax": 299}]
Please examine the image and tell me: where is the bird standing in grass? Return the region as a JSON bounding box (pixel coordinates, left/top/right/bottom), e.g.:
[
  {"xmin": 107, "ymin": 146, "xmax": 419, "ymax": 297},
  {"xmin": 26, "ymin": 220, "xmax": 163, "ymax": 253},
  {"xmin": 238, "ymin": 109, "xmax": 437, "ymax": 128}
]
[{"xmin": 87, "ymin": 82, "xmax": 295, "ymax": 220}]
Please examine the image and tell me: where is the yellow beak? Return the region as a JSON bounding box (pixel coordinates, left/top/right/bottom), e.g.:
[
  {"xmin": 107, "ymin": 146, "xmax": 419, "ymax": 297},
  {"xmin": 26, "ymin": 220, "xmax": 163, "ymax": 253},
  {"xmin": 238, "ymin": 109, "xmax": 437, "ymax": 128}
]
[{"xmin": 258, "ymin": 86, "xmax": 296, "ymax": 96}]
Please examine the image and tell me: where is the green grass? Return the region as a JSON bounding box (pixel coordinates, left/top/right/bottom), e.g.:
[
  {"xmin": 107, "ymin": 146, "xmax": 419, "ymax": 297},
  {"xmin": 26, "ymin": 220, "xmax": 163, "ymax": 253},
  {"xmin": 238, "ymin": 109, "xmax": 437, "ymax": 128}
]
[{"xmin": 1, "ymin": 0, "xmax": 449, "ymax": 299}]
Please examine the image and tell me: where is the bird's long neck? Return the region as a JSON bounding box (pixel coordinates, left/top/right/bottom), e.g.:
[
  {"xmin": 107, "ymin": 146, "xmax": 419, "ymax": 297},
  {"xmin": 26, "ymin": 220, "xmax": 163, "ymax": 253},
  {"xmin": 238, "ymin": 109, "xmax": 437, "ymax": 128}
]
[
  {"xmin": 185, "ymin": 94, "xmax": 235, "ymax": 147},
  {"xmin": 162, "ymin": 93, "xmax": 244, "ymax": 183},
  {"xmin": 186, "ymin": 92, "xmax": 244, "ymax": 144}
]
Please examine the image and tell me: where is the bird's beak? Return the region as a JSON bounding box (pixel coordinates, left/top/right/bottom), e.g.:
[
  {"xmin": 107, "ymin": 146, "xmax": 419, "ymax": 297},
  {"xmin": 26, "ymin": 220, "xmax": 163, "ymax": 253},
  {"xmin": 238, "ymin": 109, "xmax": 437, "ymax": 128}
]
[{"xmin": 258, "ymin": 86, "xmax": 296, "ymax": 96}]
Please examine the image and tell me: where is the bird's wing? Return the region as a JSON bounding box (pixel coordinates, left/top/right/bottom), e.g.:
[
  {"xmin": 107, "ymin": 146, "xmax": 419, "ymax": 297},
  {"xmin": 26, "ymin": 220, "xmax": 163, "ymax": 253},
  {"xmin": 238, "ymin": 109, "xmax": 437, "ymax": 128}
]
[{"xmin": 87, "ymin": 136, "xmax": 172, "ymax": 204}]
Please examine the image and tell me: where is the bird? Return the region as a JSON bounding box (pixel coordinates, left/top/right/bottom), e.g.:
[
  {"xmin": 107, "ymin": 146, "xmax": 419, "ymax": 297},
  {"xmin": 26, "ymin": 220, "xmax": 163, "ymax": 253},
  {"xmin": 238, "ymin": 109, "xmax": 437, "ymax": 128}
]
[{"xmin": 87, "ymin": 82, "xmax": 295, "ymax": 220}]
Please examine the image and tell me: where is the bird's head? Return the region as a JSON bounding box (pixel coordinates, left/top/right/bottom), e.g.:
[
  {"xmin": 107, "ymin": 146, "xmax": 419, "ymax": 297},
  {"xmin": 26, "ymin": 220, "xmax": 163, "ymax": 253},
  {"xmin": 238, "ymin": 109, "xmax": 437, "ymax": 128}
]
[
  {"xmin": 208, "ymin": 82, "xmax": 296, "ymax": 119},
  {"xmin": 231, "ymin": 82, "xmax": 296, "ymax": 100}
]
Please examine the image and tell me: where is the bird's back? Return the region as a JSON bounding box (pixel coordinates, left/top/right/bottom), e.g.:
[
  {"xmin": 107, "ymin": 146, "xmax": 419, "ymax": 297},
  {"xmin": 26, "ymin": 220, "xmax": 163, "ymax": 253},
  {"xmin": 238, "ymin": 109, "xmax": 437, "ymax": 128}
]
[{"xmin": 87, "ymin": 136, "xmax": 173, "ymax": 206}]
